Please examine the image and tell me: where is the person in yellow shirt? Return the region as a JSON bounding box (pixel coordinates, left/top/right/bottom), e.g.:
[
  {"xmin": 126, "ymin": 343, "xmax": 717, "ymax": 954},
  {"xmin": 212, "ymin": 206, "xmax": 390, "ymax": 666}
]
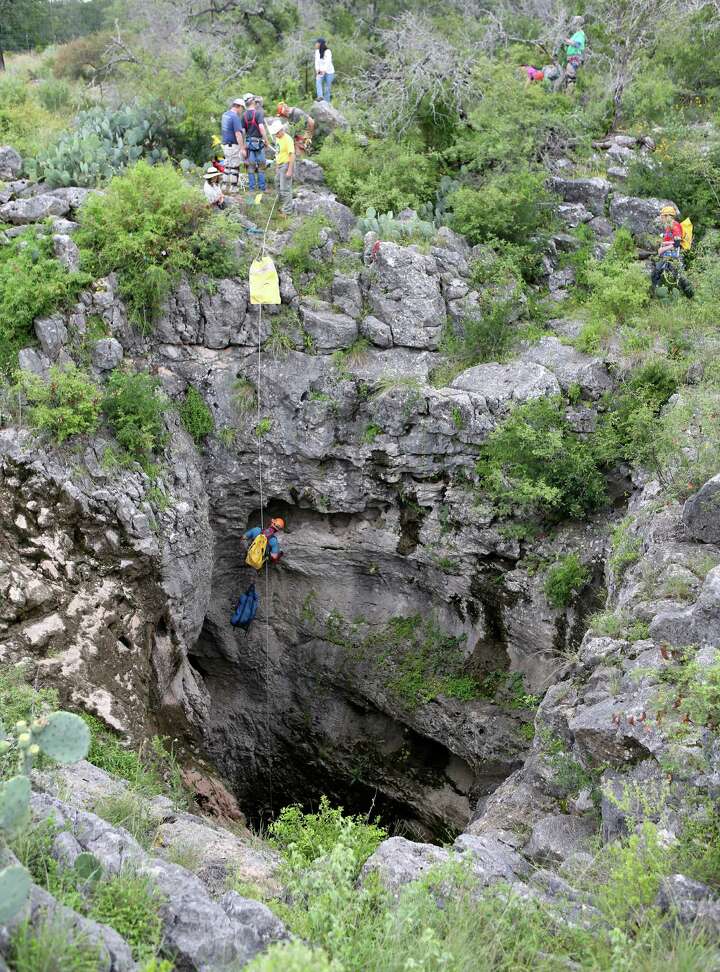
[{"xmin": 274, "ymin": 120, "xmax": 295, "ymax": 216}]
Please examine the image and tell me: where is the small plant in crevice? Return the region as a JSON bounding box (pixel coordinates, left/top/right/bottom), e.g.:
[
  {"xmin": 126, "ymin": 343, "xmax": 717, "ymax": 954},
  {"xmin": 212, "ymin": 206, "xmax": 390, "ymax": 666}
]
[
  {"xmin": 255, "ymin": 416, "xmax": 272, "ymax": 438},
  {"xmin": 363, "ymin": 423, "xmax": 382, "ymax": 444},
  {"xmin": 544, "ymin": 553, "xmax": 591, "ymax": 610},
  {"xmin": 179, "ymin": 385, "xmax": 213, "ymax": 442}
]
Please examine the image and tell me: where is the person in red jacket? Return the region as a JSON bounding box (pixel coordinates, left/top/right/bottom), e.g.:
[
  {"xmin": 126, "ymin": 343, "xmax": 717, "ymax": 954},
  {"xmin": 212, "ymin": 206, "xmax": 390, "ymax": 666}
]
[{"xmin": 651, "ymin": 205, "xmax": 693, "ymax": 298}]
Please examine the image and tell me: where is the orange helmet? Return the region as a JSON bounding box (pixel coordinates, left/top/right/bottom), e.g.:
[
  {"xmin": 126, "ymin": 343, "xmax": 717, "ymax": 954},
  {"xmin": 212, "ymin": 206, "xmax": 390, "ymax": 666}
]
[
  {"xmin": 271, "ymin": 517, "xmax": 285, "ymax": 530},
  {"xmin": 277, "ymin": 102, "xmax": 289, "ymax": 117}
]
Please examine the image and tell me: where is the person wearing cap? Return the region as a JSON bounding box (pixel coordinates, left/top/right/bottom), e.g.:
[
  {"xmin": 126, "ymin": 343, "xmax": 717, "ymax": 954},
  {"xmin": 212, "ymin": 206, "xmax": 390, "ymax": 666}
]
[
  {"xmin": 240, "ymin": 93, "xmax": 270, "ymax": 193},
  {"xmin": 277, "ymin": 102, "xmax": 316, "ymax": 153},
  {"xmin": 651, "ymin": 205, "xmax": 693, "ymax": 298},
  {"xmin": 272, "ymin": 119, "xmax": 295, "ymax": 217},
  {"xmin": 314, "ymin": 38, "xmax": 335, "ymax": 102},
  {"xmin": 221, "ymin": 97, "xmax": 245, "ymax": 191},
  {"xmin": 563, "ymin": 17, "xmax": 586, "ymax": 89},
  {"xmin": 203, "ymin": 167, "xmax": 226, "ymax": 209}
]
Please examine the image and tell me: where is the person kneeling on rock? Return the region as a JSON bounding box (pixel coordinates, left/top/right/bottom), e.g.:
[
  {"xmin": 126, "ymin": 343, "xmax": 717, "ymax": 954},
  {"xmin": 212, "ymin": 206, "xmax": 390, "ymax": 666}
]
[{"xmin": 244, "ymin": 518, "xmax": 285, "ymax": 570}]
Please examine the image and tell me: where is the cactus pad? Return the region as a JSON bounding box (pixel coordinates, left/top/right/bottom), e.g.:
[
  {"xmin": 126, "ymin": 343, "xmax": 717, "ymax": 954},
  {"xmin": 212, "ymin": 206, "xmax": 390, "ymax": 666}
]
[
  {"xmin": 74, "ymin": 852, "xmax": 103, "ymax": 884},
  {"xmin": 0, "ymin": 864, "xmax": 31, "ymax": 924},
  {"xmin": 33, "ymin": 712, "xmax": 90, "ymax": 765},
  {"xmin": 0, "ymin": 776, "xmax": 31, "ymax": 837}
]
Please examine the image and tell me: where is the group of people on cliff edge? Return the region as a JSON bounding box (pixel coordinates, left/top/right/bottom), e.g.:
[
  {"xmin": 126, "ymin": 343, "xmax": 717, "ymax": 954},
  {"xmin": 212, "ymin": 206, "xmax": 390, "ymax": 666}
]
[{"xmin": 207, "ymin": 38, "xmax": 335, "ymax": 215}]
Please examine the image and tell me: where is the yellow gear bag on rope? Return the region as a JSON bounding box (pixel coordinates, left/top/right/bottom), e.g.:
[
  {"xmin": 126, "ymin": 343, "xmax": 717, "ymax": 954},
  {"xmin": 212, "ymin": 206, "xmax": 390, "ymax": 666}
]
[
  {"xmin": 680, "ymin": 217, "xmax": 693, "ymax": 252},
  {"xmin": 246, "ymin": 533, "xmax": 268, "ymax": 570},
  {"xmin": 249, "ymin": 256, "xmax": 281, "ymax": 305}
]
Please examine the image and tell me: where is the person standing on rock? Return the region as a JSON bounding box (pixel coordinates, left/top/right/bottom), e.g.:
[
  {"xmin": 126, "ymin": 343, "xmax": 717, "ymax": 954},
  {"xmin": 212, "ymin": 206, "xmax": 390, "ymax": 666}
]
[
  {"xmin": 563, "ymin": 17, "xmax": 586, "ymax": 89},
  {"xmin": 220, "ymin": 97, "xmax": 245, "ymax": 192},
  {"xmin": 244, "ymin": 518, "xmax": 285, "ymax": 569},
  {"xmin": 314, "ymin": 38, "xmax": 335, "ymax": 103},
  {"xmin": 240, "ymin": 94, "xmax": 270, "ymax": 194},
  {"xmin": 273, "ymin": 119, "xmax": 296, "ymax": 218}
]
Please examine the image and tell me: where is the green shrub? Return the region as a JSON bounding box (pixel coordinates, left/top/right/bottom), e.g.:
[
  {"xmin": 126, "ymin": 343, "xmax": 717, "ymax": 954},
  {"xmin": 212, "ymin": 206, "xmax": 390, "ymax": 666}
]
[
  {"xmin": 10, "ymin": 919, "xmax": 100, "ymax": 972},
  {"xmin": 449, "ymin": 168, "xmax": 556, "ymax": 245},
  {"xmin": 434, "ymin": 300, "xmax": 519, "ymax": 386},
  {"xmin": 476, "ymin": 397, "xmax": 608, "ymax": 519},
  {"xmin": 179, "ymin": 386, "xmax": 213, "ymax": 442},
  {"xmin": 595, "ymin": 359, "xmax": 680, "ymax": 468},
  {"xmin": 19, "ymin": 365, "xmax": 102, "ymax": 443},
  {"xmin": 89, "ymin": 871, "xmax": 164, "ymax": 962},
  {"xmin": 269, "ymin": 796, "xmax": 387, "ymax": 877},
  {"xmin": 246, "ymin": 941, "xmax": 336, "ymax": 972},
  {"xmin": 93, "ymin": 790, "xmax": 158, "ymax": 849},
  {"xmin": 36, "ymin": 79, "xmax": 72, "ymax": 112},
  {"xmin": 0, "ymin": 231, "xmax": 90, "ymax": 373},
  {"xmin": 80, "ymin": 714, "xmax": 158, "ymax": 791},
  {"xmin": 596, "ymin": 822, "xmax": 668, "ymax": 924},
  {"xmin": 29, "ymin": 103, "xmax": 179, "ymax": 189},
  {"xmin": 544, "ymin": 554, "xmax": 591, "ymax": 609},
  {"xmin": 316, "ymin": 130, "xmax": 439, "ymax": 214},
  {"xmin": 76, "ymin": 161, "xmax": 236, "ymax": 329},
  {"xmin": 282, "ymin": 215, "xmax": 330, "ymax": 275},
  {"xmin": 102, "ymin": 367, "xmax": 168, "ymax": 468},
  {"xmin": 53, "ymin": 33, "xmax": 112, "ymax": 81},
  {"xmin": 674, "ymin": 806, "xmax": 720, "ymax": 889}
]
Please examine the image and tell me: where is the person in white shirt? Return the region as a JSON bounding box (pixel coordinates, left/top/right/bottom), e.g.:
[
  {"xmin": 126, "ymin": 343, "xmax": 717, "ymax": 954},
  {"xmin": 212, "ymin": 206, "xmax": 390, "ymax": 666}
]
[
  {"xmin": 203, "ymin": 167, "xmax": 226, "ymax": 209},
  {"xmin": 314, "ymin": 38, "xmax": 335, "ymax": 103}
]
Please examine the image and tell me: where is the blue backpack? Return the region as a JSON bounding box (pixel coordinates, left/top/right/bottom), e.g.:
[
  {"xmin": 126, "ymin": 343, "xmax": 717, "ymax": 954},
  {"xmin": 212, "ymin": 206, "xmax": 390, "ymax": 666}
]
[{"xmin": 231, "ymin": 583, "xmax": 259, "ymax": 630}]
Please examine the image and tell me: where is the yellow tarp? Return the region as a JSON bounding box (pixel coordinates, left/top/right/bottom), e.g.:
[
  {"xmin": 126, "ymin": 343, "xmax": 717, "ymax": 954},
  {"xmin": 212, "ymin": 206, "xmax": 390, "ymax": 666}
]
[{"xmin": 249, "ymin": 256, "xmax": 281, "ymax": 305}]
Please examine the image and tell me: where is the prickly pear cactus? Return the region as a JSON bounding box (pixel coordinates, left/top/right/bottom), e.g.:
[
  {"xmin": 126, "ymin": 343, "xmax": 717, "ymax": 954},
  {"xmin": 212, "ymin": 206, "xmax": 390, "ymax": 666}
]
[
  {"xmin": 33, "ymin": 712, "xmax": 90, "ymax": 765},
  {"xmin": 74, "ymin": 851, "xmax": 103, "ymax": 884},
  {"xmin": 0, "ymin": 865, "xmax": 31, "ymax": 924},
  {"xmin": 0, "ymin": 776, "xmax": 31, "ymax": 838}
]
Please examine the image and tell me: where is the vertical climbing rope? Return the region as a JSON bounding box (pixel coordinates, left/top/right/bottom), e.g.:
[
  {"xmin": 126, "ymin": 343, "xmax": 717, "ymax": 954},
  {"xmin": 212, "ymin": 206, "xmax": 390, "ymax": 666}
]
[{"xmin": 253, "ymin": 192, "xmax": 278, "ymax": 816}]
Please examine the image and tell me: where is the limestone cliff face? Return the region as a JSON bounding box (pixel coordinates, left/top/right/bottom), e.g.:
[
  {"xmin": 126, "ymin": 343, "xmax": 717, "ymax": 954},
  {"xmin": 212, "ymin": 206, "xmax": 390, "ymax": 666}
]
[{"xmin": 1, "ymin": 168, "xmax": 630, "ymax": 837}]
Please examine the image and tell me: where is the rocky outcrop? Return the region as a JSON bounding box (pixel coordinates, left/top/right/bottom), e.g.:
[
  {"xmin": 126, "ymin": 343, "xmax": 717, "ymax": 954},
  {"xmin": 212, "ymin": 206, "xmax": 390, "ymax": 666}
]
[{"xmin": 0, "ymin": 145, "xmax": 22, "ymax": 181}]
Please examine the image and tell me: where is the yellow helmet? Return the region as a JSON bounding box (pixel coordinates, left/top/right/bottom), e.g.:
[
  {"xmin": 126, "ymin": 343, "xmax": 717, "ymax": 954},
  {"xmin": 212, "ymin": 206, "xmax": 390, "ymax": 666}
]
[{"xmin": 660, "ymin": 205, "xmax": 678, "ymax": 217}]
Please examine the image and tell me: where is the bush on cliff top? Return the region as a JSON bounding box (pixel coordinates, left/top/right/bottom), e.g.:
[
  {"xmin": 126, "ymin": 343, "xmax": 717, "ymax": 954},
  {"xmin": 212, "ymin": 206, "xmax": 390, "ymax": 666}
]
[
  {"xmin": 0, "ymin": 231, "xmax": 90, "ymax": 373},
  {"xmin": 76, "ymin": 161, "xmax": 237, "ymax": 331}
]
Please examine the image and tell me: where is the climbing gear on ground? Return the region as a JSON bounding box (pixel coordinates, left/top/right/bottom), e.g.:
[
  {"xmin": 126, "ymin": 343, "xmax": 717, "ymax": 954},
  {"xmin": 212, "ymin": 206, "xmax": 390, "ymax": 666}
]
[
  {"xmin": 231, "ymin": 583, "xmax": 258, "ymax": 629},
  {"xmin": 249, "ymin": 256, "xmax": 281, "ymax": 305},
  {"xmin": 246, "ymin": 532, "xmax": 269, "ymax": 570},
  {"xmin": 271, "ymin": 517, "xmax": 285, "ymax": 530},
  {"xmin": 680, "ymin": 217, "xmax": 693, "ymax": 251}
]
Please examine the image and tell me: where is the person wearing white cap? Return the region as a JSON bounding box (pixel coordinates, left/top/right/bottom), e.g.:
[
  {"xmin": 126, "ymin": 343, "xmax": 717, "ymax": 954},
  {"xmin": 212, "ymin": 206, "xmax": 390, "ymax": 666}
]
[
  {"xmin": 203, "ymin": 167, "xmax": 226, "ymax": 209},
  {"xmin": 220, "ymin": 97, "xmax": 245, "ymax": 191},
  {"xmin": 270, "ymin": 118, "xmax": 295, "ymax": 217}
]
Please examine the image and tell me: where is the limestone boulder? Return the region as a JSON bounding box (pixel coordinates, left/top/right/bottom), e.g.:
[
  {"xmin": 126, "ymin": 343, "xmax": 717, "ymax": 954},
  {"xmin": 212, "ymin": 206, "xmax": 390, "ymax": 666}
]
[
  {"xmin": 0, "ymin": 145, "xmax": 22, "ymax": 180},
  {"xmin": 683, "ymin": 475, "xmax": 720, "ymax": 544},
  {"xmin": 548, "ymin": 177, "xmax": 612, "ymax": 216},
  {"xmin": 365, "ymin": 242, "xmax": 446, "ymax": 349},
  {"xmin": 0, "ymin": 193, "xmax": 70, "ymax": 224},
  {"xmin": 308, "ymin": 100, "xmax": 349, "ymax": 133},
  {"xmin": 518, "ymin": 337, "xmax": 613, "ymax": 398},
  {"xmin": 609, "ymin": 194, "xmax": 674, "ymax": 241},
  {"xmin": 450, "ymin": 361, "xmax": 560, "ymax": 412},
  {"xmin": 524, "ymin": 814, "xmax": 595, "ymax": 865},
  {"xmin": 299, "ymin": 302, "xmax": 358, "ymax": 351}
]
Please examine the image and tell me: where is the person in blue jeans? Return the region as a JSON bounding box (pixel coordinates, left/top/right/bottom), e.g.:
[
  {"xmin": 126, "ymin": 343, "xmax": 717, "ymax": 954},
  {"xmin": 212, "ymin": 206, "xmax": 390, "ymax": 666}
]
[
  {"xmin": 240, "ymin": 94, "xmax": 270, "ymax": 192},
  {"xmin": 314, "ymin": 38, "xmax": 335, "ymax": 102}
]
